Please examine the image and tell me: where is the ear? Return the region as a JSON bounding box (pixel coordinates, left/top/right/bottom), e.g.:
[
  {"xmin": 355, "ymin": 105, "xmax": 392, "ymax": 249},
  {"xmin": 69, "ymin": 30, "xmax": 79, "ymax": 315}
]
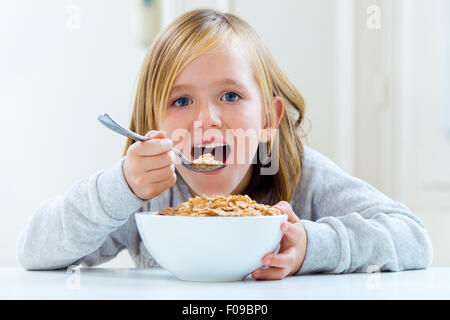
[{"xmin": 260, "ymin": 96, "xmax": 285, "ymax": 142}]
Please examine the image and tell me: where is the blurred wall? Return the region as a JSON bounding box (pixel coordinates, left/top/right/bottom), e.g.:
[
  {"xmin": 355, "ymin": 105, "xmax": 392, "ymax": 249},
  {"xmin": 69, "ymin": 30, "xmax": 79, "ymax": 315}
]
[
  {"xmin": 0, "ymin": 1, "xmax": 147, "ymax": 267},
  {"xmin": 353, "ymin": 0, "xmax": 450, "ymax": 266}
]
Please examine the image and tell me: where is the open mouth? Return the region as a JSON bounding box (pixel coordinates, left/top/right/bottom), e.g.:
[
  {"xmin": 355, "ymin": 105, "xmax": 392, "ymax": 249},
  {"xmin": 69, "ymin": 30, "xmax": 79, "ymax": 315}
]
[{"xmin": 191, "ymin": 143, "xmax": 231, "ymax": 164}]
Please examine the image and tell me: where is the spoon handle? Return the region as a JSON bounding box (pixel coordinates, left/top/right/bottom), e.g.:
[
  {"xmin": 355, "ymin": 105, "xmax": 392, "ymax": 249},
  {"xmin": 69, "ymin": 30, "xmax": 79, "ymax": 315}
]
[
  {"xmin": 98, "ymin": 113, "xmax": 148, "ymax": 142},
  {"xmin": 98, "ymin": 113, "xmax": 191, "ymax": 165}
]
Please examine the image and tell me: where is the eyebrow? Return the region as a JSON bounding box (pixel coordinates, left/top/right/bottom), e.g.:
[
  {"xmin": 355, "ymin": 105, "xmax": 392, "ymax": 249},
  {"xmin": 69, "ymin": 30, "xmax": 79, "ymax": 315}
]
[{"xmin": 170, "ymin": 78, "xmax": 246, "ymax": 93}]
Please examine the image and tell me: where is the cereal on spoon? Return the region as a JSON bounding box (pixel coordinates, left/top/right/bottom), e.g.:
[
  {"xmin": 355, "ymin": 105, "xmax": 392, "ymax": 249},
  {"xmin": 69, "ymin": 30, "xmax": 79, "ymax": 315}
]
[{"xmin": 190, "ymin": 153, "xmax": 224, "ymax": 171}]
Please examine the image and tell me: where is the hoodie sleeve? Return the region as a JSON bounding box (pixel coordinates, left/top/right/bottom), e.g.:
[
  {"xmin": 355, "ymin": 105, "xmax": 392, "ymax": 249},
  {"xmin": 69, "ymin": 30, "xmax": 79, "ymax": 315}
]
[
  {"xmin": 293, "ymin": 147, "xmax": 433, "ymax": 274},
  {"xmin": 16, "ymin": 157, "xmax": 148, "ymax": 270}
]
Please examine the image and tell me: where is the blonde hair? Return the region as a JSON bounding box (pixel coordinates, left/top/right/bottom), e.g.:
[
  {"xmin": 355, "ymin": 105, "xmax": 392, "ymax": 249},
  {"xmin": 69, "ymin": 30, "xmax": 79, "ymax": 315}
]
[{"xmin": 123, "ymin": 8, "xmax": 306, "ymax": 203}]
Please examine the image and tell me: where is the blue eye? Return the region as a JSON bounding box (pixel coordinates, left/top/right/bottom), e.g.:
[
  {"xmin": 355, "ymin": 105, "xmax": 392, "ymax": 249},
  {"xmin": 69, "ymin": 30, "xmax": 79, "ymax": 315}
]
[
  {"xmin": 172, "ymin": 97, "xmax": 192, "ymax": 108},
  {"xmin": 221, "ymin": 92, "xmax": 241, "ymax": 102}
]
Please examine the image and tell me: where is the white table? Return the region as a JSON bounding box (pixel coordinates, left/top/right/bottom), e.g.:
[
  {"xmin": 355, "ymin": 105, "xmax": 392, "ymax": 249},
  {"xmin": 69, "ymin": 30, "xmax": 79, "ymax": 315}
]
[{"xmin": 1, "ymin": 267, "xmax": 450, "ymax": 299}]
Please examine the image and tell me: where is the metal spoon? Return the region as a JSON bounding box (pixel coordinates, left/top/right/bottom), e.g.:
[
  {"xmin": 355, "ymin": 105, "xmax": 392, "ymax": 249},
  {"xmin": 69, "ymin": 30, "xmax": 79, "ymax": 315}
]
[{"xmin": 97, "ymin": 113, "xmax": 226, "ymax": 173}]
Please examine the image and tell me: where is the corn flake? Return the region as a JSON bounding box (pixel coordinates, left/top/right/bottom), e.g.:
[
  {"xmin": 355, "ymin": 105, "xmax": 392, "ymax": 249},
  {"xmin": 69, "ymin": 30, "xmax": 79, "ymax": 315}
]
[{"xmin": 156, "ymin": 194, "xmax": 282, "ymax": 217}]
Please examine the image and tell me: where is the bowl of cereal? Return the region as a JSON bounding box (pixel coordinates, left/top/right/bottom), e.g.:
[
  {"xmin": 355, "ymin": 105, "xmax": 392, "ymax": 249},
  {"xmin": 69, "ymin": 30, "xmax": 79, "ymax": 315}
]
[{"xmin": 135, "ymin": 194, "xmax": 287, "ymax": 281}]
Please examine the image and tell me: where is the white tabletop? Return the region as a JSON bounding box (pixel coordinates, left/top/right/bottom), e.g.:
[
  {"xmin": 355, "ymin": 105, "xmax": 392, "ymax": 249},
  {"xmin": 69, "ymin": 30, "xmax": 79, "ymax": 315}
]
[{"xmin": 1, "ymin": 267, "xmax": 450, "ymax": 300}]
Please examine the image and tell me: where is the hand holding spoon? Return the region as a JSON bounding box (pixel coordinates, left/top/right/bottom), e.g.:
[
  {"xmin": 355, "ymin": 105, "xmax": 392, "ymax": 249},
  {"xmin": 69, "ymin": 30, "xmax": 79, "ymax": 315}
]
[{"xmin": 97, "ymin": 113, "xmax": 225, "ymax": 173}]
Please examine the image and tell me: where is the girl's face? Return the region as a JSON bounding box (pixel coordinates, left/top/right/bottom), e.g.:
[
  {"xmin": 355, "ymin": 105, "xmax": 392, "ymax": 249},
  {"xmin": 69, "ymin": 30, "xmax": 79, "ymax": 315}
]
[{"xmin": 162, "ymin": 43, "xmax": 269, "ymax": 196}]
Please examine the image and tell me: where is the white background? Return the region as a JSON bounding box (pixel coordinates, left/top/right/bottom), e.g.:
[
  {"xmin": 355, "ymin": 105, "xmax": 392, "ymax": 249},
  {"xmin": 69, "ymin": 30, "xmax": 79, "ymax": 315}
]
[{"xmin": 0, "ymin": 0, "xmax": 448, "ymax": 268}]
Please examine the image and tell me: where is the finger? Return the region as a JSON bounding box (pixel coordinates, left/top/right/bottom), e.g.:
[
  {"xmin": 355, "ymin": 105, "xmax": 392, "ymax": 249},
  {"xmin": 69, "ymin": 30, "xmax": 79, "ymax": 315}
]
[
  {"xmin": 272, "ymin": 201, "xmax": 299, "ymax": 223},
  {"xmin": 145, "ymin": 164, "xmax": 175, "ymax": 183},
  {"xmin": 280, "ymin": 222, "xmax": 302, "ymax": 247},
  {"xmin": 262, "ymin": 250, "xmax": 296, "ymax": 269},
  {"xmin": 150, "ymin": 171, "xmax": 177, "ymax": 189},
  {"xmin": 137, "ymin": 138, "xmax": 173, "ymax": 157},
  {"xmin": 144, "ymin": 151, "xmax": 176, "ymax": 171},
  {"xmin": 251, "ymin": 267, "xmax": 289, "ymax": 280},
  {"xmin": 144, "ymin": 130, "xmax": 166, "ymax": 139},
  {"xmin": 129, "ymin": 138, "xmax": 172, "ymax": 157},
  {"xmin": 141, "ymin": 173, "xmax": 177, "ymax": 199}
]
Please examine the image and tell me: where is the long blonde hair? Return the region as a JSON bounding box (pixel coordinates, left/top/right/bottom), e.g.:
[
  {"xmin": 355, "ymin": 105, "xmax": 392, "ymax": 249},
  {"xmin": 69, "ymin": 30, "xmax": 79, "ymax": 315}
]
[{"xmin": 123, "ymin": 8, "xmax": 306, "ymax": 202}]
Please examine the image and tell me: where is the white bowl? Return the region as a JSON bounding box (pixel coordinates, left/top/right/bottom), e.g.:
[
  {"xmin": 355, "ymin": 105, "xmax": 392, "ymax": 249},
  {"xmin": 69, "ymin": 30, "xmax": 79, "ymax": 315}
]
[{"xmin": 135, "ymin": 212, "xmax": 287, "ymax": 281}]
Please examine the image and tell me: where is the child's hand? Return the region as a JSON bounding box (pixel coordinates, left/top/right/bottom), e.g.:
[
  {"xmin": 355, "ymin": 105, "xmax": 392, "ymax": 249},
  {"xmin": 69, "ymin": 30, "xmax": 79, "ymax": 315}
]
[
  {"xmin": 122, "ymin": 130, "xmax": 176, "ymax": 200},
  {"xmin": 251, "ymin": 201, "xmax": 308, "ymax": 280}
]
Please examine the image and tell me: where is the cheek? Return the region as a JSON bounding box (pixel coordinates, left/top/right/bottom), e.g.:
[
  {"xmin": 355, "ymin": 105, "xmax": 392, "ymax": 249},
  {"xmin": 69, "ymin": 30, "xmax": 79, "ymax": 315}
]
[
  {"xmin": 226, "ymin": 99, "xmax": 263, "ymax": 129},
  {"xmin": 223, "ymin": 123, "xmax": 261, "ymax": 165},
  {"xmin": 162, "ymin": 109, "xmax": 193, "ymax": 133},
  {"xmin": 225, "ymin": 107, "xmax": 263, "ymax": 145},
  {"xmin": 162, "ymin": 114, "xmax": 192, "ymax": 152}
]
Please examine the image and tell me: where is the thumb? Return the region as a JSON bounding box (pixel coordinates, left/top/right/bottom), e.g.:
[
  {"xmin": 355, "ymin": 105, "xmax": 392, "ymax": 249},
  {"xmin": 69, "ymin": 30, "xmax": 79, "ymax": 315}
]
[{"xmin": 272, "ymin": 201, "xmax": 299, "ymax": 223}]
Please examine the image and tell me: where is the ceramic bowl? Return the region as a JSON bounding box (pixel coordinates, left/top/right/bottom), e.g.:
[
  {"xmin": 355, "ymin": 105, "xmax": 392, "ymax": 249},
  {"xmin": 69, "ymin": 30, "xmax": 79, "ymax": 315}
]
[{"xmin": 135, "ymin": 212, "xmax": 287, "ymax": 281}]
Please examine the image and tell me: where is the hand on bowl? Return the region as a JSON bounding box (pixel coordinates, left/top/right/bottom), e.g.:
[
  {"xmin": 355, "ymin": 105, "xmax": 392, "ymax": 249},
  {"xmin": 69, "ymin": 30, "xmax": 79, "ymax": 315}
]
[{"xmin": 251, "ymin": 201, "xmax": 308, "ymax": 280}]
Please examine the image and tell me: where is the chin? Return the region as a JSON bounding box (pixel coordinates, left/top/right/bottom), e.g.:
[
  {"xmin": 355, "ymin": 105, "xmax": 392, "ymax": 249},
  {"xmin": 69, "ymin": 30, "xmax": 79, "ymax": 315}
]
[
  {"xmin": 189, "ymin": 177, "xmax": 235, "ymax": 196},
  {"xmin": 177, "ymin": 164, "xmax": 251, "ymax": 197},
  {"xmin": 177, "ymin": 171, "xmax": 237, "ymax": 196}
]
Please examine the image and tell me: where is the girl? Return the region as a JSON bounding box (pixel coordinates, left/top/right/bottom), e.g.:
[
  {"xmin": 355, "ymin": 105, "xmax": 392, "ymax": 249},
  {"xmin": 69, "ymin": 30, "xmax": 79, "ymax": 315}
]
[{"xmin": 17, "ymin": 9, "xmax": 433, "ymax": 280}]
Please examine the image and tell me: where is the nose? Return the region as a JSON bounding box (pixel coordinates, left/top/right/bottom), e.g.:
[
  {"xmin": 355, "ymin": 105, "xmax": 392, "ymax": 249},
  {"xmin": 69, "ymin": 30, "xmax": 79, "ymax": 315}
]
[{"xmin": 196, "ymin": 102, "xmax": 222, "ymax": 129}]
